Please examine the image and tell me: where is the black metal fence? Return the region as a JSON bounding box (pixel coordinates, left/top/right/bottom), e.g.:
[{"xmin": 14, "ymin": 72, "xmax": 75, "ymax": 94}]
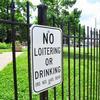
[{"xmin": 0, "ymin": 1, "xmax": 100, "ymax": 100}]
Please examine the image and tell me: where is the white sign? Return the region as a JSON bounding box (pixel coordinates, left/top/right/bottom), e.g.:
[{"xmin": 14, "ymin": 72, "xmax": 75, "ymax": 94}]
[{"xmin": 30, "ymin": 25, "xmax": 62, "ymax": 93}]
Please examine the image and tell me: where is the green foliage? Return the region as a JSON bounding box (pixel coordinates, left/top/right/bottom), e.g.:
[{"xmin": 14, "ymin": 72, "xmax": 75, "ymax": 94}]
[
  {"xmin": 0, "ymin": 28, "xmax": 6, "ymax": 42},
  {"xmin": 0, "ymin": 42, "xmax": 11, "ymax": 49},
  {"xmin": 0, "ymin": 0, "xmax": 10, "ymax": 19},
  {"xmin": 0, "ymin": 0, "xmax": 35, "ymax": 42},
  {"xmin": 42, "ymin": 0, "xmax": 82, "ymax": 36}
]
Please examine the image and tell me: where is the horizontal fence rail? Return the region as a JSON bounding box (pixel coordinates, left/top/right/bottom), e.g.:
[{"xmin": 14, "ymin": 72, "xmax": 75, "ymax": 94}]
[{"xmin": 0, "ymin": 1, "xmax": 100, "ymax": 100}]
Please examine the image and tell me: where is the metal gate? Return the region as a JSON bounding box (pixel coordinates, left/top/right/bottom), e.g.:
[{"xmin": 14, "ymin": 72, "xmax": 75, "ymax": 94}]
[{"xmin": 0, "ymin": 1, "xmax": 100, "ymax": 100}]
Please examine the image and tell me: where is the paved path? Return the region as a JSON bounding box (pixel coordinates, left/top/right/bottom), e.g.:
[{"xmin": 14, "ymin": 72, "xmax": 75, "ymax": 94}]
[{"xmin": 0, "ymin": 52, "xmax": 23, "ymax": 71}]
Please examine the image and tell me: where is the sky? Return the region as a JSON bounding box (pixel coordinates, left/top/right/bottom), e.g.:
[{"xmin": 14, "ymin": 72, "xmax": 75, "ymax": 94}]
[
  {"xmin": 73, "ymin": 0, "xmax": 100, "ymax": 28},
  {"xmin": 29, "ymin": 0, "xmax": 100, "ymax": 29}
]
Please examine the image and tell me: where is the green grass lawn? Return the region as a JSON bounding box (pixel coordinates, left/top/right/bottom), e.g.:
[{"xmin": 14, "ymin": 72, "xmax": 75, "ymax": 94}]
[{"xmin": 0, "ymin": 47, "xmax": 99, "ymax": 100}]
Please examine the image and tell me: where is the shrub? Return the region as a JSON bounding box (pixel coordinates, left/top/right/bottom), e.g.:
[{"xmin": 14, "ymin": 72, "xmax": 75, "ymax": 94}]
[{"xmin": 0, "ymin": 42, "xmax": 11, "ymax": 49}]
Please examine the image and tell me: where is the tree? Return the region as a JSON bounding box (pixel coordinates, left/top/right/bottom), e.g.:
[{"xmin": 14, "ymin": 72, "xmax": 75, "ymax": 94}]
[
  {"xmin": 0, "ymin": 0, "xmax": 35, "ymax": 42},
  {"xmin": 42, "ymin": 0, "xmax": 82, "ymax": 35}
]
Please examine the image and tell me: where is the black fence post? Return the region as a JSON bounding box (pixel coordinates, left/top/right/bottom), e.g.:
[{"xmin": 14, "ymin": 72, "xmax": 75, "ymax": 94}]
[
  {"xmin": 37, "ymin": 4, "xmax": 48, "ymax": 100},
  {"xmin": 26, "ymin": 1, "xmax": 32, "ymax": 100},
  {"xmin": 68, "ymin": 20, "xmax": 71, "ymax": 100},
  {"xmin": 90, "ymin": 28, "xmax": 93, "ymax": 100},
  {"xmin": 52, "ymin": 16, "xmax": 57, "ymax": 100},
  {"xmin": 99, "ymin": 32, "xmax": 100, "ymax": 100},
  {"xmin": 79, "ymin": 24, "xmax": 81, "ymax": 100},
  {"xmin": 38, "ymin": 4, "xmax": 48, "ymax": 25},
  {"xmin": 73, "ymin": 22, "xmax": 76, "ymax": 100},
  {"xmin": 11, "ymin": 0, "xmax": 18, "ymax": 100},
  {"xmin": 60, "ymin": 21, "xmax": 64, "ymax": 100}
]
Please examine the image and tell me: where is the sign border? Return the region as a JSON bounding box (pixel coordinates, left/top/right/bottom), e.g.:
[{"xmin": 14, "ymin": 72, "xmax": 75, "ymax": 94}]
[{"xmin": 30, "ymin": 25, "xmax": 63, "ymax": 93}]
